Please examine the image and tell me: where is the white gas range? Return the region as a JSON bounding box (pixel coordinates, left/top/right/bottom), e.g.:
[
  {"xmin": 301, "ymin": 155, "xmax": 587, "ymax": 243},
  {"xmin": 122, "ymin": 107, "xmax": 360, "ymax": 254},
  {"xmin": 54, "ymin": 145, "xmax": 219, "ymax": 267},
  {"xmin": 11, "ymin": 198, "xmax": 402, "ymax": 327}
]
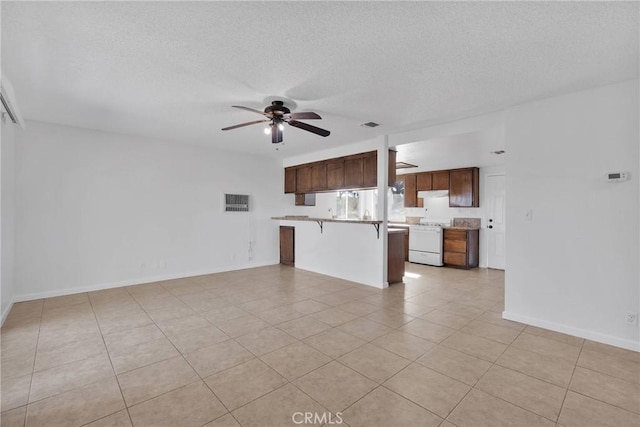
[{"xmin": 408, "ymin": 219, "xmax": 451, "ymax": 266}]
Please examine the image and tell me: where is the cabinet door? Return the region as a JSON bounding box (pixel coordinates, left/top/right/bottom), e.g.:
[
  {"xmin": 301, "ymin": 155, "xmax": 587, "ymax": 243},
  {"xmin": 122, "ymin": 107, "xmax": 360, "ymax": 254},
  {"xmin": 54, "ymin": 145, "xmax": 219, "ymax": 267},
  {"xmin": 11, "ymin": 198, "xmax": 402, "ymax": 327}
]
[
  {"xmin": 279, "ymin": 226, "xmax": 295, "ymax": 266},
  {"xmin": 443, "ymin": 229, "xmax": 468, "ymax": 267},
  {"xmin": 449, "ymin": 168, "xmax": 479, "ymax": 207},
  {"xmin": 416, "ymin": 172, "xmax": 432, "ymax": 191},
  {"xmin": 284, "ymin": 167, "xmax": 297, "ymax": 194},
  {"xmin": 296, "ymin": 165, "xmax": 312, "ymax": 193},
  {"xmin": 431, "ymin": 170, "xmax": 450, "ymax": 191},
  {"xmin": 388, "ymin": 150, "xmax": 397, "ymax": 187},
  {"xmin": 387, "ymin": 232, "xmax": 405, "ymax": 284},
  {"xmin": 402, "ymin": 174, "xmax": 418, "ymax": 207},
  {"xmin": 443, "ymin": 252, "xmax": 466, "ymax": 267},
  {"xmin": 326, "ymin": 159, "xmax": 345, "ymax": 189},
  {"xmin": 310, "ymin": 162, "xmax": 327, "ymax": 191},
  {"xmin": 344, "ymin": 156, "xmax": 364, "ymax": 188},
  {"xmin": 363, "ymin": 152, "xmax": 377, "ymax": 188}
]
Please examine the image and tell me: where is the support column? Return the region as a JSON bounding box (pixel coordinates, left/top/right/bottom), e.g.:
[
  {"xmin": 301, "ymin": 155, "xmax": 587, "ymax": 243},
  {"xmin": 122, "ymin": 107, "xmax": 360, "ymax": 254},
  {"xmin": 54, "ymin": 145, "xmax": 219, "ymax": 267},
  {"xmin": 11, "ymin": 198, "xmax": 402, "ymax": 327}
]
[{"xmin": 376, "ymin": 135, "xmax": 389, "ymax": 288}]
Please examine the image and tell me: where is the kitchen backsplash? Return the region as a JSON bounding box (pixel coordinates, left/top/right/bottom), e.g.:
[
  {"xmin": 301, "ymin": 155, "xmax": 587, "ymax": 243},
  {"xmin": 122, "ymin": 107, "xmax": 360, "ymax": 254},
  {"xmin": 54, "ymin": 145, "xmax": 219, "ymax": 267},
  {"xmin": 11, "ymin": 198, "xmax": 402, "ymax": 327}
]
[
  {"xmin": 453, "ymin": 217, "xmax": 481, "ymax": 228},
  {"xmin": 405, "ymin": 216, "xmax": 422, "ymax": 224}
]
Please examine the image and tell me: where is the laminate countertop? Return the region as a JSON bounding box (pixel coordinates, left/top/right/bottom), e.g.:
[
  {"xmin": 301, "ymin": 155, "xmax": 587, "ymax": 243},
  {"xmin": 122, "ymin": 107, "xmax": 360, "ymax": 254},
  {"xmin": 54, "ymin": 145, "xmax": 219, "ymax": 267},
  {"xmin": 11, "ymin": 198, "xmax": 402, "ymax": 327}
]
[
  {"xmin": 388, "ymin": 228, "xmax": 408, "ymax": 234},
  {"xmin": 443, "ymin": 226, "xmax": 481, "ymax": 231},
  {"xmin": 272, "ymin": 216, "xmax": 382, "ymax": 225}
]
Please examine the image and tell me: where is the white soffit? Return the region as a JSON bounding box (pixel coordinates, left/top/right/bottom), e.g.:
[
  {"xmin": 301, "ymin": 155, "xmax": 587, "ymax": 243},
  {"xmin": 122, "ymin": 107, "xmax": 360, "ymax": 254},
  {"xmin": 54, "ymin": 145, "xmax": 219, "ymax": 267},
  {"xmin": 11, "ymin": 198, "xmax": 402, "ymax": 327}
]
[{"xmin": 1, "ymin": 2, "xmax": 638, "ymax": 158}]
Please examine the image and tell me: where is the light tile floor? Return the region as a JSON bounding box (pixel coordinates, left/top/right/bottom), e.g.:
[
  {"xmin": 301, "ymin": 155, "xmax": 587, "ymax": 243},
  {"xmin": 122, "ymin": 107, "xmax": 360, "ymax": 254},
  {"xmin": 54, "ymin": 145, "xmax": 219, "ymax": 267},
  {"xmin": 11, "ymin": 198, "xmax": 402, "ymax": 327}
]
[{"xmin": 1, "ymin": 264, "xmax": 639, "ymax": 427}]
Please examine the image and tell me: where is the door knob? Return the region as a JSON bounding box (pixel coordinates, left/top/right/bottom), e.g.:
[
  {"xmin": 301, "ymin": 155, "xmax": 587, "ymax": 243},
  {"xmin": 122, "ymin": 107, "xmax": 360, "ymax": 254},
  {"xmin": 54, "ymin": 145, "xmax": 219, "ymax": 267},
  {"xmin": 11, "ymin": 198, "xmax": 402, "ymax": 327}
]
[
  {"xmin": 489, "ymin": 219, "xmax": 493, "ymax": 222},
  {"xmin": 488, "ymin": 225, "xmax": 493, "ymax": 229}
]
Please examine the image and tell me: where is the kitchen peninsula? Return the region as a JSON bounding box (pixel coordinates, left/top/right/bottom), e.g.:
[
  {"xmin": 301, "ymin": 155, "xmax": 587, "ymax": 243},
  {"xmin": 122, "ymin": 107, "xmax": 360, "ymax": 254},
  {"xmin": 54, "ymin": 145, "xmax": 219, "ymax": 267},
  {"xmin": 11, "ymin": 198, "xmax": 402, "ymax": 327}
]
[{"xmin": 272, "ymin": 216, "xmax": 404, "ymax": 287}]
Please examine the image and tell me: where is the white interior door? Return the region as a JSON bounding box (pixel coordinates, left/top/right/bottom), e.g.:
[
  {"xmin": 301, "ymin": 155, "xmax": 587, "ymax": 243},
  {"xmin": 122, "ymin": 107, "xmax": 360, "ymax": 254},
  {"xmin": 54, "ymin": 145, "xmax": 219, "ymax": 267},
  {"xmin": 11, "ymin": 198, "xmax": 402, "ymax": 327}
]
[{"xmin": 486, "ymin": 174, "xmax": 506, "ymax": 270}]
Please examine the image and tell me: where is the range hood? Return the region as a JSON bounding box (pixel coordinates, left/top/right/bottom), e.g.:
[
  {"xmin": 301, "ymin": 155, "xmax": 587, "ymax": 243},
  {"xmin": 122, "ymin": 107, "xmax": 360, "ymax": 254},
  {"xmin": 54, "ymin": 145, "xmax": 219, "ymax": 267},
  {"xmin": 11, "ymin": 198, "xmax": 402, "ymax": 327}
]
[{"xmin": 417, "ymin": 190, "xmax": 449, "ymax": 198}]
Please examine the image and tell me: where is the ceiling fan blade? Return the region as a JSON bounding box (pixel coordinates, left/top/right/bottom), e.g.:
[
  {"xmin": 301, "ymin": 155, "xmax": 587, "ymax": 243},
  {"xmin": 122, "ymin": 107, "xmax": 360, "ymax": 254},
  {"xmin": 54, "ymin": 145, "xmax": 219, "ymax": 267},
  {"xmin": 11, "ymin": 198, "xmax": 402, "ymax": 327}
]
[
  {"xmin": 232, "ymin": 105, "xmax": 268, "ymax": 116},
  {"xmin": 221, "ymin": 119, "xmax": 269, "ymax": 131},
  {"xmin": 272, "ymin": 126, "xmax": 283, "ymax": 144},
  {"xmin": 289, "ymin": 112, "xmax": 322, "ymax": 120},
  {"xmin": 288, "ymin": 120, "xmax": 331, "ymax": 137}
]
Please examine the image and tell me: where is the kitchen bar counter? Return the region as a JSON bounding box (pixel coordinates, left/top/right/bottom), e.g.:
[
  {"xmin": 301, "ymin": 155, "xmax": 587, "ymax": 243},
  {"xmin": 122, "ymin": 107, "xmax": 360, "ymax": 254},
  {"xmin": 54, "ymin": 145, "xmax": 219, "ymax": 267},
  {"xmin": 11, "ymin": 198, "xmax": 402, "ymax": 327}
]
[
  {"xmin": 271, "ymin": 216, "xmax": 382, "ymax": 225},
  {"xmin": 273, "ymin": 216, "xmax": 387, "ymax": 287}
]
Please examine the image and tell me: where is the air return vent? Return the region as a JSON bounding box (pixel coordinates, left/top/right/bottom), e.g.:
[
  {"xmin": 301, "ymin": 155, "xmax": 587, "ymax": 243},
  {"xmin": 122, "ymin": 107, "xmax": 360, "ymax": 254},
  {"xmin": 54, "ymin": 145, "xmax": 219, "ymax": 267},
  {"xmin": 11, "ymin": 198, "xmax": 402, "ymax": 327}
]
[
  {"xmin": 224, "ymin": 194, "xmax": 249, "ymax": 212},
  {"xmin": 360, "ymin": 122, "xmax": 380, "ymax": 128}
]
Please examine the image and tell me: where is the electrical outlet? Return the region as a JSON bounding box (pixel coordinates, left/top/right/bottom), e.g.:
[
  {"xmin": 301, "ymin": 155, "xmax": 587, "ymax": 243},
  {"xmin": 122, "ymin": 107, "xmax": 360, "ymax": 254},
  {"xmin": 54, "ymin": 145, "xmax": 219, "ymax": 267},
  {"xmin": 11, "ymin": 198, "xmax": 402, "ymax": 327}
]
[{"xmin": 625, "ymin": 312, "xmax": 638, "ymax": 325}]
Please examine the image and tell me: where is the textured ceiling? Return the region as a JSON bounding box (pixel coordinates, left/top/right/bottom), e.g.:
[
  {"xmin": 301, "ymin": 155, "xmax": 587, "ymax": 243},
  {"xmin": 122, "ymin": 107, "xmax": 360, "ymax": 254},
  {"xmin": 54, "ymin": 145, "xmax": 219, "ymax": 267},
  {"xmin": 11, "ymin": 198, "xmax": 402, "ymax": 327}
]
[
  {"xmin": 397, "ymin": 126, "xmax": 506, "ymax": 172},
  {"xmin": 2, "ymin": 2, "xmax": 638, "ymax": 158}
]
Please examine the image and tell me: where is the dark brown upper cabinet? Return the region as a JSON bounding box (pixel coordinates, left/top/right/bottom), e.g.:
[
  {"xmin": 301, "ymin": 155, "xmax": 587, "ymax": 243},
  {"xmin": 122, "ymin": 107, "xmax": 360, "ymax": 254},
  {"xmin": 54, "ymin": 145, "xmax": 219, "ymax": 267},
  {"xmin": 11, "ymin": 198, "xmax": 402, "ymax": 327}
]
[
  {"xmin": 432, "ymin": 170, "xmax": 450, "ymax": 191},
  {"xmin": 401, "ymin": 174, "xmax": 419, "ymax": 207},
  {"xmin": 310, "ymin": 162, "xmax": 327, "ymax": 191},
  {"xmin": 344, "ymin": 154, "xmax": 364, "ymax": 188},
  {"xmin": 296, "ymin": 165, "xmax": 312, "ymax": 194},
  {"xmin": 284, "ymin": 150, "xmax": 397, "ymax": 195},
  {"xmin": 449, "ymin": 167, "xmax": 479, "ymax": 207},
  {"xmin": 284, "ymin": 167, "xmax": 296, "ymax": 194},
  {"xmin": 362, "ymin": 152, "xmax": 377, "ymax": 188},
  {"xmin": 326, "ymin": 159, "xmax": 345, "ymax": 189},
  {"xmin": 388, "ymin": 150, "xmax": 397, "ymax": 187},
  {"xmin": 416, "ymin": 172, "xmax": 432, "ymax": 191}
]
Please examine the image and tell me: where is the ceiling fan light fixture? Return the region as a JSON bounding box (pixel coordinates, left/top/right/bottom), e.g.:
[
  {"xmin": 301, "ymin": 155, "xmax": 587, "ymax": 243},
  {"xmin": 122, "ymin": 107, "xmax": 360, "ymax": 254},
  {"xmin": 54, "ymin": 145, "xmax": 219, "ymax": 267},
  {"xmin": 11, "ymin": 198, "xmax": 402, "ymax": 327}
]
[{"xmin": 222, "ymin": 101, "xmax": 330, "ymax": 143}]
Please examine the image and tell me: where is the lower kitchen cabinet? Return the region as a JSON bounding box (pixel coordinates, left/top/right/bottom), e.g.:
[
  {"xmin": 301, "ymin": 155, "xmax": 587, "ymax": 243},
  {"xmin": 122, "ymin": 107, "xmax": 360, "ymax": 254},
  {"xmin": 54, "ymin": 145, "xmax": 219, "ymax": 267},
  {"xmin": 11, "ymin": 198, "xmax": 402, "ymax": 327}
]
[
  {"xmin": 279, "ymin": 226, "xmax": 295, "ymax": 266},
  {"xmin": 443, "ymin": 228, "xmax": 479, "ymax": 269},
  {"xmin": 388, "ymin": 229, "xmax": 406, "ymax": 283}
]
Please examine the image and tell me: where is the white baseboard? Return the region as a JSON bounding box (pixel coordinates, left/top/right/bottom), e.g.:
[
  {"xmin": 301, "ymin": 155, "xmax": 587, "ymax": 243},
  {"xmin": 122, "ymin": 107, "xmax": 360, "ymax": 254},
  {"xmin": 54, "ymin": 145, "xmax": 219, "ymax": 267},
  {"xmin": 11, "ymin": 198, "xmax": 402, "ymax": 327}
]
[
  {"xmin": 1, "ymin": 297, "xmax": 16, "ymax": 326},
  {"xmin": 502, "ymin": 311, "xmax": 640, "ymax": 352},
  {"xmin": 13, "ymin": 260, "xmax": 279, "ymax": 304}
]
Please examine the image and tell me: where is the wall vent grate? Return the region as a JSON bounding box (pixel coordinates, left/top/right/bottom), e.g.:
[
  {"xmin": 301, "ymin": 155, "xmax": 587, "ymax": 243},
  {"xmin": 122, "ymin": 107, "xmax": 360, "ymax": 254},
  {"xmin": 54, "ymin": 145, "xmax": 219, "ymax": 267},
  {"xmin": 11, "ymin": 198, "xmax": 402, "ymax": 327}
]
[
  {"xmin": 224, "ymin": 194, "xmax": 249, "ymax": 212},
  {"xmin": 361, "ymin": 122, "xmax": 380, "ymax": 128}
]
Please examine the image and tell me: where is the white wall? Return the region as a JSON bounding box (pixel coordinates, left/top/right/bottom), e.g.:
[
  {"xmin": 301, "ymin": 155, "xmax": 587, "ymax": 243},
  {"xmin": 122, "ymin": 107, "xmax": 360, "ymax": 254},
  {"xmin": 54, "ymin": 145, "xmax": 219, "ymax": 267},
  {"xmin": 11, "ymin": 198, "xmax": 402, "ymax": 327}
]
[
  {"xmin": 402, "ymin": 165, "xmax": 505, "ymax": 268},
  {"xmin": 504, "ymin": 80, "xmax": 639, "ymax": 350},
  {"xmin": 13, "ymin": 121, "xmax": 282, "ymax": 300},
  {"xmin": 280, "ymin": 219, "xmax": 385, "ymax": 288},
  {"xmin": 1, "ymin": 115, "xmax": 17, "ymax": 321}
]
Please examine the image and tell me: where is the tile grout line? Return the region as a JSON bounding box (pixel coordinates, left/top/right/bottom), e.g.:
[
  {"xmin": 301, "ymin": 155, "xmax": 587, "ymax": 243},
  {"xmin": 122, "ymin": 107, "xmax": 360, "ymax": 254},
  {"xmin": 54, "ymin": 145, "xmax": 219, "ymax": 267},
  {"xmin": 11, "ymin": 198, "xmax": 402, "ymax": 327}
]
[
  {"xmin": 153, "ymin": 278, "xmax": 282, "ymax": 427},
  {"xmin": 88, "ymin": 289, "xmax": 136, "ymax": 427},
  {"xmin": 437, "ymin": 309, "xmax": 516, "ymax": 423},
  {"xmin": 9, "ymin": 266, "xmax": 635, "ymax": 427},
  {"xmin": 126, "ymin": 284, "xmax": 241, "ymax": 426},
  {"xmin": 440, "ymin": 319, "xmax": 558, "ymax": 425},
  {"xmin": 22, "ymin": 299, "xmax": 44, "ymax": 425}
]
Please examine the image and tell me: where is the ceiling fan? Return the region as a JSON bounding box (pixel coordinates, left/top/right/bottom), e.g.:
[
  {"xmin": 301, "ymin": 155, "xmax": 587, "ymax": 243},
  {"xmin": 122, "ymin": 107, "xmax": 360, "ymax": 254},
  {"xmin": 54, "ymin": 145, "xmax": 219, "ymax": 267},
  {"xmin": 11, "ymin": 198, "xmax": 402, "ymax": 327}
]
[{"xmin": 222, "ymin": 100, "xmax": 330, "ymax": 144}]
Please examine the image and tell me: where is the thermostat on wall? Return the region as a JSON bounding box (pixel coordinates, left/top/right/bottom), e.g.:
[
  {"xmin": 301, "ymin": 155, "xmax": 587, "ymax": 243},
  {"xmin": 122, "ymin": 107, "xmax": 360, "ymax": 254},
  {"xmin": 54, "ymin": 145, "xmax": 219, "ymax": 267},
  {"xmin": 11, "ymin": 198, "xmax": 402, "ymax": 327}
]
[{"xmin": 606, "ymin": 172, "xmax": 628, "ymax": 182}]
